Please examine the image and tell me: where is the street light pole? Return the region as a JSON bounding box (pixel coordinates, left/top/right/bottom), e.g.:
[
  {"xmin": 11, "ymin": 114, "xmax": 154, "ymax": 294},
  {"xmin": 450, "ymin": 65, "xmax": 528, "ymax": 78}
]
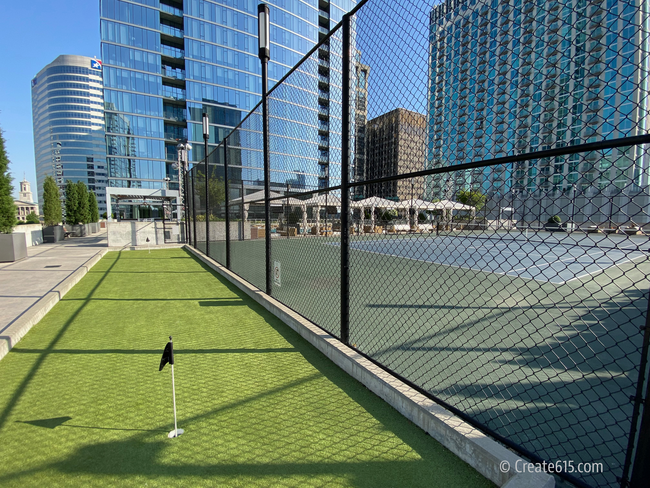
[
  {"xmin": 286, "ymin": 182, "xmax": 291, "ymax": 239},
  {"xmin": 203, "ymin": 112, "xmax": 210, "ymax": 257},
  {"xmin": 570, "ymin": 184, "xmax": 577, "ymax": 232},
  {"xmin": 410, "ymin": 177, "xmax": 414, "ymax": 229},
  {"xmin": 258, "ymin": 3, "xmax": 272, "ymax": 295}
]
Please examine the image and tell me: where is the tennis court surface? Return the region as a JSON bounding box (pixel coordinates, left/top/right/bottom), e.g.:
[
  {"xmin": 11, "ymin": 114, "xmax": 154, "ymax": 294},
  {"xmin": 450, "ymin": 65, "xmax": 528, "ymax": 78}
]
[{"xmin": 344, "ymin": 232, "xmax": 649, "ymax": 284}]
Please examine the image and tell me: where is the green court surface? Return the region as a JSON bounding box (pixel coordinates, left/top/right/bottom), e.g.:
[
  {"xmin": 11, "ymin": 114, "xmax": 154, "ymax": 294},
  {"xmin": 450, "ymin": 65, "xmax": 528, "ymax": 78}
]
[
  {"xmin": 0, "ymin": 249, "xmax": 493, "ymax": 488},
  {"xmin": 212, "ymin": 233, "xmax": 650, "ymax": 488}
]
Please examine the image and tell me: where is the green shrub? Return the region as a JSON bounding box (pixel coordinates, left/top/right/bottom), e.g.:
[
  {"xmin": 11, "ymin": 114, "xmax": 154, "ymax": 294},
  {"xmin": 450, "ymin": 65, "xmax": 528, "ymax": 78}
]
[
  {"xmin": 26, "ymin": 212, "xmax": 40, "ymax": 224},
  {"xmin": 548, "ymin": 215, "xmax": 562, "ymax": 224}
]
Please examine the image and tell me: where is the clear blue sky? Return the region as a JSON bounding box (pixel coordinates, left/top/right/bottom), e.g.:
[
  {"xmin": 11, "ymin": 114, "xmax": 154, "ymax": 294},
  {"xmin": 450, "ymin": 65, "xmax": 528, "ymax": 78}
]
[{"xmin": 0, "ymin": 1, "xmax": 100, "ymax": 198}]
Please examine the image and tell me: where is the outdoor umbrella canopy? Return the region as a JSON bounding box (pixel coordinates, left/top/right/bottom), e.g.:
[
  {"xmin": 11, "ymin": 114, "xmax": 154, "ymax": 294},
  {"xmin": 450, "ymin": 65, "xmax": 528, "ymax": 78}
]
[
  {"xmin": 229, "ymin": 190, "xmax": 304, "ymax": 207},
  {"xmin": 350, "ymin": 196, "xmax": 399, "ymax": 208}
]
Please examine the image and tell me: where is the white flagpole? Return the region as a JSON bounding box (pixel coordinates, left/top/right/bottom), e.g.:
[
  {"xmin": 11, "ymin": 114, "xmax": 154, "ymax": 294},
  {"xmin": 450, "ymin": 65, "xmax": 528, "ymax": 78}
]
[{"xmin": 168, "ymin": 341, "xmax": 184, "ymax": 438}]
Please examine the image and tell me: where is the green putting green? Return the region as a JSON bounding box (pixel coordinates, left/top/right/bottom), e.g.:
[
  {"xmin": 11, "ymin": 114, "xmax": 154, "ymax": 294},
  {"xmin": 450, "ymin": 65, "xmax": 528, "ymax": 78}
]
[{"xmin": 0, "ymin": 249, "xmax": 493, "ymax": 487}]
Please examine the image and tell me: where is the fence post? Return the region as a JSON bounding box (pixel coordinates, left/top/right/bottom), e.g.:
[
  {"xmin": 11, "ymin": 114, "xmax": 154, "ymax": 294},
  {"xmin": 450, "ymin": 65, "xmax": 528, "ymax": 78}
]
[
  {"xmin": 241, "ymin": 178, "xmax": 245, "ymax": 241},
  {"xmin": 258, "ymin": 3, "xmax": 272, "ymax": 296},
  {"xmin": 191, "ymin": 169, "xmax": 197, "ymax": 248},
  {"xmin": 623, "ymin": 300, "xmax": 650, "ymax": 487},
  {"xmin": 340, "ymin": 14, "xmax": 351, "ymax": 345},
  {"xmin": 262, "ymin": 57, "xmax": 272, "ymax": 293},
  {"xmin": 203, "ymin": 113, "xmax": 210, "ymax": 257},
  {"xmin": 184, "ymin": 168, "xmax": 190, "ymax": 244},
  {"xmin": 224, "ymin": 137, "xmax": 231, "ymax": 269}
]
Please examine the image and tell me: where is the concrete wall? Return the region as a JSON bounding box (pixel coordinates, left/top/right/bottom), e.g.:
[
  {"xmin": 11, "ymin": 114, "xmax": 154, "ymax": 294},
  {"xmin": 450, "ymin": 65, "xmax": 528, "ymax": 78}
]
[
  {"xmin": 107, "ymin": 221, "xmax": 185, "ymax": 247},
  {"xmin": 193, "ymin": 221, "xmax": 251, "ymax": 241},
  {"xmin": 12, "ymin": 224, "xmax": 43, "ymax": 247}
]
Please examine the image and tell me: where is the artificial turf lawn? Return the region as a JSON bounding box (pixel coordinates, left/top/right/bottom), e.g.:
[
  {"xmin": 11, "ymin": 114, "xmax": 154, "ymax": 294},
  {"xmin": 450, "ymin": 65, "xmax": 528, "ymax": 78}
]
[{"xmin": 0, "ymin": 249, "xmax": 495, "ymax": 487}]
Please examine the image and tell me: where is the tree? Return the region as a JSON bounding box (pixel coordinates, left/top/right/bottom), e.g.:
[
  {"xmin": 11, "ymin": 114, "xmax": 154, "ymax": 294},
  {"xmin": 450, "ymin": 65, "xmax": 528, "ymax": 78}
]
[
  {"xmin": 64, "ymin": 180, "xmax": 79, "ymax": 225},
  {"xmin": 457, "ymin": 189, "xmax": 487, "ymax": 212},
  {"xmin": 89, "ymin": 192, "xmax": 99, "ymax": 223},
  {"xmin": 43, "ymin": 175, "xmax": 62, "ymax": 226},
  {"xmin": 26, "ymin": 212, "xmax": 40, "ymax": 224},
  {"xmin": 76, "ymin": 181, "xmax": 90, "ymax": 224},
  {"xmin": 196, "ymin": 170, "xmax": 226, "ymax": 220},
  {"xmin": 0, "ymin": 127, "xmax": 17, "ymax": 234}
]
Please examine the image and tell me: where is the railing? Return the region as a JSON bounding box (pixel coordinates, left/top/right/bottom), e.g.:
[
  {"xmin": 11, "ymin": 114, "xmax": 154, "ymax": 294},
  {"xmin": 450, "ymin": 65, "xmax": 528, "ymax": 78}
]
[
  {"xmin": 161, "ymin": 23, "xmax": 184, "ymax": 38},
  {"xmin": 186, "ymin": 1, "xmax": 650, "ymax": 487},
  {"xmin": 162, "ymin": 66, "xmax": 185, "ymax": 80},
  {"xmin": 160, "ymin": 3, "xmax": 182, "ymax": 17},
  {"xmin": 161, "ymin": 45, "xmax": 184, "ymax": 59}
]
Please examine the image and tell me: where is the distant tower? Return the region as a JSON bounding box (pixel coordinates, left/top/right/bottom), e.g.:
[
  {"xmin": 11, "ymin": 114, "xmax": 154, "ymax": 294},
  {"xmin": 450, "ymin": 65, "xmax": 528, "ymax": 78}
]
[
  {"xmin": 19, "ymin": 177, "xmax": 34, "ymax": 203},
  {"xmin": 14, "ymin": 177, "xmax": 40, "ymax": 222}
]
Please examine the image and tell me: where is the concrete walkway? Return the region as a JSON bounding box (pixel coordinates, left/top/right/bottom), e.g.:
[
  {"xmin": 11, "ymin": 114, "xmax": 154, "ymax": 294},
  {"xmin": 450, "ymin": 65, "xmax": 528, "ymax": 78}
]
[{"xmin": 0, "ymin": 232, "xmax": 108, "ymax": 359}]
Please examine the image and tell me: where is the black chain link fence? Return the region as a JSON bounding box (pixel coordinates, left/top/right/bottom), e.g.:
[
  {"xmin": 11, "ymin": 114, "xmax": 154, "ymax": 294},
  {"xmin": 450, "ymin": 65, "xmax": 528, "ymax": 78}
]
[{"xmin": 186, "ymin": 1, "xmax": 650, "ymax": 486}]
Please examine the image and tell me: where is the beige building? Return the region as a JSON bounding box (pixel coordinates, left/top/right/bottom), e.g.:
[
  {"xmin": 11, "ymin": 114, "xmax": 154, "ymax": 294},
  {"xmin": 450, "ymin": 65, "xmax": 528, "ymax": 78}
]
[
  {"xmin": 365, "ymin": 108, "xmax": 426, "ymax": 200},
  {"xmin": 14, "ymin": 178, "xmax": 40, "ymax": 222}
]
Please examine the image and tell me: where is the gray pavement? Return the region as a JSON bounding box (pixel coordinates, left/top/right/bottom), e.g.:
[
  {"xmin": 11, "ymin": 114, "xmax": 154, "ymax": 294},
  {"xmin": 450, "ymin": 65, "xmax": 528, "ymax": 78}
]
[{"xmin": 0, "ymin": 232, "xmax": 108, "ymax": 359}]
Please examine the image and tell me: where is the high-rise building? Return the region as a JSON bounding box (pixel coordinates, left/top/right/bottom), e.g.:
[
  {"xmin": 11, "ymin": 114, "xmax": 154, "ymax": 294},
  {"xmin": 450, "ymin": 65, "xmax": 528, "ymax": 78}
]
[
  {"xmin": 353, "ymin": 53, "xmax": 369, "ymax": 197},
  {"xmin": 100, "ymin": 0, "xmax": 356, "ymax": 218},
  {"xmin": 31, "ymin": 55, "xmax": 108, "ymax": 215},
  {"xmin": 365, "ymin": 108, "xmax": 426, "ymax": 200},
  {"xmin": 426, "ymin": 0, "xmax": 650, "ymax": 224}
]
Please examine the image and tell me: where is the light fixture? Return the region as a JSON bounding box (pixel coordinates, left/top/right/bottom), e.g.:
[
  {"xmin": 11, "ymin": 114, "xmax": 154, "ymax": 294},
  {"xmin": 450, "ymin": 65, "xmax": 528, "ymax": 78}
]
[
  {"xmin": 202, "ymin": 113, "xmax": 209, "ymax": 139},
  {"xmin": 258, "ymin": 4, "xmax": 270, "ymax": 61}
]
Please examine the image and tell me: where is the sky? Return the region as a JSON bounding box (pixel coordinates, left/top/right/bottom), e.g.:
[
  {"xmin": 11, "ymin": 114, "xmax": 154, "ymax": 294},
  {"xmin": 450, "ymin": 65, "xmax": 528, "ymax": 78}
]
[
  {"xmin": 0, "ymin": 0, "xmax": 436, "ymax": 199},
  {"xmin": 0, "ymin": 1, "xmax": 100, "ymax": 199}
]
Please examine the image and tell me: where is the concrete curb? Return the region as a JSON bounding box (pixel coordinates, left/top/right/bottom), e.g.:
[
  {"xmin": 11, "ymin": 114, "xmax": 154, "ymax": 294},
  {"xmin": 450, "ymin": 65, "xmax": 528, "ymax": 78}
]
[
  {"xmin": 107, "ymin": 244, "xmax": 185, "ymax": 252},
  {"xmin": 0, "ymin": 248, "xmax": 108, "ymax": 362},
  {"xmin": 186, "ymin": 245, "xmax": 554, "ymax": 488}
]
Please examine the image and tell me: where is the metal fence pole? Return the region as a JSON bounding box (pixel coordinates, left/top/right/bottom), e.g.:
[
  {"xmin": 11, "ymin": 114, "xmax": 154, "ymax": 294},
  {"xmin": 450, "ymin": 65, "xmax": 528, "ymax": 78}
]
[
  {"xmin": 259, "ymin": 4, "xmax": 272, "ymax": 296},
  {"xmin": 623, "ymin": 298, "xmax": 650, "ymax": 487},
  {"xmin": 340, "ymin": 14, "xmax": 351, "ymax": 345},
  {"xmin": 224, "ymin": 137, "xmax": 231, "ymax": 269},
  {"xmin": 191, "ymin": 169, "xmax": 197, "ymax": 248},
  {"xmin": 184, "ymin": 167, "xmax": 190, "ymax": 244},
  {"xmin": 241, "ymin": 178, "xmax": 245, "ymax": 241},
  {"xmin": 203, "ymin": 112, "xmax": 210, "ymax": 257}
]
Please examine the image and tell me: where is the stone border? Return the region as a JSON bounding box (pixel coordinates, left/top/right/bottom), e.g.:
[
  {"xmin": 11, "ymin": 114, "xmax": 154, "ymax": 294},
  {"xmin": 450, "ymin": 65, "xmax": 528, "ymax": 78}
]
[
  {"xmin": 0, "ymin": 249, "xmax": 108, "ymax": 362},
  {"xmin": 186, "ymin": 246, "xmax": 554, "ymax": 488},
  {"xmin": 107, "ymin": 243, "xmax": 185, "ymax": 252}
]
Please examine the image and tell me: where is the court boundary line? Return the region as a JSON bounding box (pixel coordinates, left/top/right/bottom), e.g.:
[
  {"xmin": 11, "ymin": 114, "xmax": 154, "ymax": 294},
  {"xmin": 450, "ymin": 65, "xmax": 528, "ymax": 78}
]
[{"xmin": 336, "ymin": 239, "xmax": 648, "ymax": 285}]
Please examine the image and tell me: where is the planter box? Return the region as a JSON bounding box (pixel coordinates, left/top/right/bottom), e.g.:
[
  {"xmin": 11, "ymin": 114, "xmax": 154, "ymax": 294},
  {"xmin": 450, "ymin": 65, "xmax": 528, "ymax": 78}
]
[
  {"xmin": 0, "ymin": 233, "xmax": 28, "ymax": 262},
  {"xmin": 43, "ymin": 225, "xmax": 65, "ymax": 243},
  {"xmin": 72, "ymin": 224, "xmax": 88, "ymax": 237}
]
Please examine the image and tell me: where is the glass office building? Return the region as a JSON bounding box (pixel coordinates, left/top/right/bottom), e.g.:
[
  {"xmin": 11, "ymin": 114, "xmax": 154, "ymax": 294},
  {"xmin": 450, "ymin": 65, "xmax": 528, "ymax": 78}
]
[
  {"xmin": 100, "ymin": 0, "xmax": 356, "ymax": 217},
  {"xmin": 426, "ymin": 0, "xmax": 650, "ymax": 223},
  {"xmin": 31, "ymin": 55, "xmax": 108, "ymax": 215}
]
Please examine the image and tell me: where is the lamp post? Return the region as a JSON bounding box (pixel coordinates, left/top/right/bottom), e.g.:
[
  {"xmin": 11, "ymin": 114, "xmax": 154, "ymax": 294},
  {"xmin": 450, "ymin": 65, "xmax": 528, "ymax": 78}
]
[
  {"xmin": 258, "ymin": 3, "xmax": 272, "ymax": 295},
  {"xmin": 570, "ymin": 184, "xmax": 577, "ymax": 232},
  {"xmin": 176, "ymin": 142, "xmax": 192, "ymax": 240},
  {"xmin": 286, "ymin": 182, "xmax": 291, "ymax": 239},
  {"xmin": 203, "ymin": 112, "xmax": 210, "ymax": 256},
  {"xmin": 409, "ymin": 178, "xmax": 415, "ymax": 230}
]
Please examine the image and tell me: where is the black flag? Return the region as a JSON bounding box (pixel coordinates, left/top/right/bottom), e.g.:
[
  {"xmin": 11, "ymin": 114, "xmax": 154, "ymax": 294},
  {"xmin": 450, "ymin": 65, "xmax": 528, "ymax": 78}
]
[{"xmin": 159, "ymin": 337, "xmax": 174, "ymax": 371}]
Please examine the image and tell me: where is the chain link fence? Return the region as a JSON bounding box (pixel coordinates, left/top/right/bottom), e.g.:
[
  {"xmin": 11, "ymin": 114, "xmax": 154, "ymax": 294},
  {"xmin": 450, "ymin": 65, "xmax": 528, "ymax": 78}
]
[{"xmin": 186, "ymin": 1, "xmax": 650, "ymax": 486}]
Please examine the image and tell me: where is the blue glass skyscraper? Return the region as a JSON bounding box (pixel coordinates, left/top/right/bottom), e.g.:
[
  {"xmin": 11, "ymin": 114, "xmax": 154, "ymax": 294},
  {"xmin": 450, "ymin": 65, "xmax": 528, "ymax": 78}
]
[
  {"xmin": 426, "ymin": 0, "xmax": 650, "ymax": 224},
  {"xmin": 31, "ymin": 55, "xmax": 108, "ymax": 215},
  {"xmin": 100, "ymin": 0, "xmax": 356, "ymax": 218}
]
